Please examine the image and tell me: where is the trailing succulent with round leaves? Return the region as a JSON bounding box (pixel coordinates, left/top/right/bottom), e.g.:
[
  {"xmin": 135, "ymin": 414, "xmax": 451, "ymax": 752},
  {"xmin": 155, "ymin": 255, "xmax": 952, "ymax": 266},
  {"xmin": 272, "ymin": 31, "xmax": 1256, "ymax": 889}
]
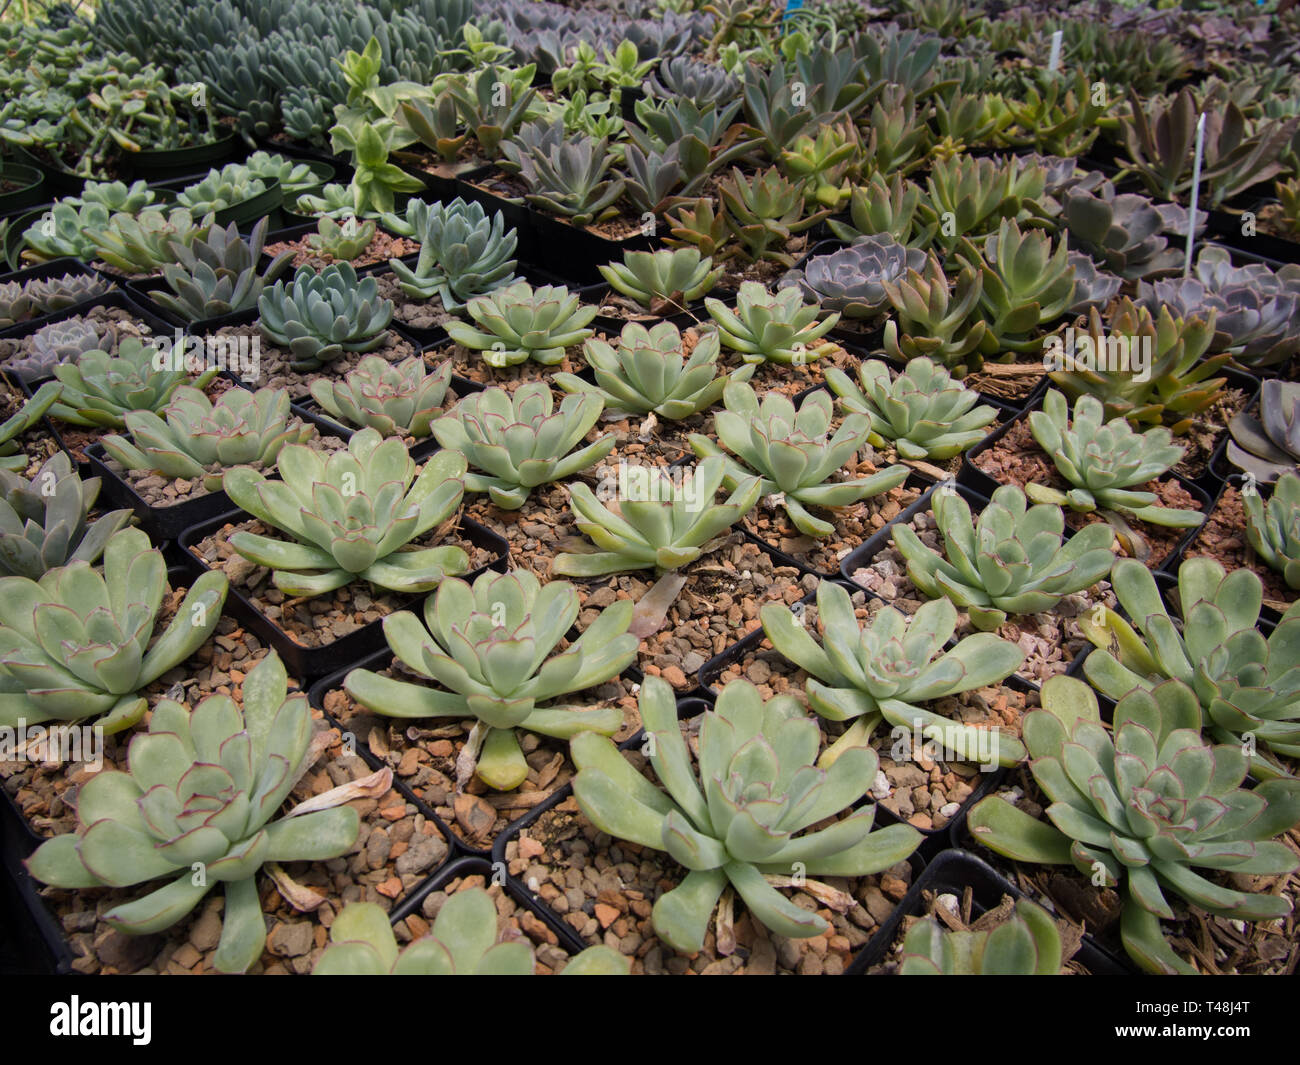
[
  {"xmin": 0, "ymin": 527, "xmax": 227, "ymax": 732},
  {"xmin": 344, "ymin": 570, "xmax": 636, "ymax": 790},
  {"xmin": 1079, "ymin": 557, "xmax": 1300, "ymax": 779},
  {"xmin": 571, "ymin": 675, "xmax": 924, "ymax": 954},
  {"xmin": 597, "ymin": 248, "xmax": 722, "ymax": 315},
  {"xmin": 899, "ymin": 898, "xmax": 1063, "ymax": 976},
  {"xmin": 26, "ymin": 650, "xmax": 361, "ymax": 975},
  {"xmin": 258, "ymin": 263, "xmax": 394, "ymax": 372},
  {"xmin": 384, "ymin": 198, "xmax": 518, "ymax": 312},
  {"xmin": 1244, "ymin": 472, "xmax": 1300, "ymax": 591},
  {"xmin": 101, "ymin": 386, "xmax": 315, "ymax": 493},
  {"xmin": 893, "ymin": 483, "xmax": 1115, "ymax": 632},
  {"xmin": 49, "ymin": 338, "xmax": 218, "ymax": 430},
  {"xmin": 0, "ymin": 452, "xmax": 132, "ymax": 579},
  {"xmin": 0, "ymin": 382, "xmax": 61, "ymax": 473},
  {"xmin": 152, "ymin": 218, "xmax": 294, "ymax": 323},
  {"xmin": 781, "ymin": 237, "xmax": 927, "ymax": 320},
  {"xmin": 310, "ymin": 356, "xmax": 452, "ymax": 441},
  {"xmin": 825, "ymin": 358, "xmax": 998, "ymax": 461},
  {"xmin": 704, "ymin": 282, "xmax": 840, "ymax": 366},
  {"xmin": 444, "ymin": 282, "xmax": 597, "ymax": 368},
  {"xmin": 761, "ymin": 580, "xmax": 1026, "ymax": 768},
  {"xmin": 689, "ymin": 383, "xmax": 908, "ymax": 538},
  {"xmin": 223, "ymin": 430, "xmax": 469, "ymax": 597},
  {"xmin": 430, "ymin": 384, "xmax": 614, "ymax": 511},
  {"xmin": 968, "ymin": 675, "xmax": 1300, "ymax": 975},
  {"xmin": 1227, "ymin": 381, "xmax": 1300, "ymax": 484},
  {"xmin": 314, "ymin": 893, "xmax": 629, "ymax": 975}
]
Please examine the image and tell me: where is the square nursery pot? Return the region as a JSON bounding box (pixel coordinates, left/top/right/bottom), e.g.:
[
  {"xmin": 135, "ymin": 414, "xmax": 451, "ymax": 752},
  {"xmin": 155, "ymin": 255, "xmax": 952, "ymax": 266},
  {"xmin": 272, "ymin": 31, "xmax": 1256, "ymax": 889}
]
[
  {"xmin": 1205, "ymin": 200, "xmax": 1300, "ymax": 267},
  {"xmin": 177, "ymin": 508, "xmax": 510, "ymax": 681},
  {"xmin": 846, "ymin": 848, "xmax": 1137, "ymax": 975},
  {"xmin": 0, "ymin": 783, "xmax": 76, "ymax": 974},
  {"xmin": 0, "ymin": 257, "xmax": 116, "ymax": 326},
  {"xmin": 120, "ymin": 266, "xmax": 282, "ymax": 333}
]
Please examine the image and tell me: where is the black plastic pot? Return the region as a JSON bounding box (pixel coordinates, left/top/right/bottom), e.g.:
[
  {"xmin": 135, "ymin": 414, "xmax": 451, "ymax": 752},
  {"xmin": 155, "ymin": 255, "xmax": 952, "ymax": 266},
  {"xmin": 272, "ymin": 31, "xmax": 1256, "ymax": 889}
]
[
  {"xmin": 0, "ymin": 162, "xmax": 46, "ymax": 217},
  {"xmin": 1204, "ymin": 204, "xmax": 1300, "ymax": 267},
  {"xmin": 7, "ymin": 144, "xmax": 83, "ymax": 196},
  {"xmin": 846, "ymin": 848, "xmax": 1136, "ymax": 975},
  {"xmin": 177, "ymin": 509, "xmax": 509, "ymax": 681},
  {"xmin": 119, "ymin": 131, "xmax": 241, "ymax": 183},
  {"xmin": 85, "ymin": 441, "xmax": 239, "ymax": 542},
  {"xmin": 1, "ymin": 206, "xmax": 45, "ymax": 272},
  {"xmin": 120, "ymin": 273, "xmax": 268, "ymax": 333},
  {"xmin": 149, "ymin": 173, "xmax": 284, "ymax": 230},
  {"xmin": 0, "ymin": 785, "xmax": 75, "ymax": 975},
  {"xmin": 252, "ymin": 131, "xmax": 352, "ymax": 173},
  {"xmin": 0, "ymin": 257, "xmax": 115, "ymax": 326},
  {"xmin": 527, "ymin": 209, "xmax": 655, "ymax": 285}
]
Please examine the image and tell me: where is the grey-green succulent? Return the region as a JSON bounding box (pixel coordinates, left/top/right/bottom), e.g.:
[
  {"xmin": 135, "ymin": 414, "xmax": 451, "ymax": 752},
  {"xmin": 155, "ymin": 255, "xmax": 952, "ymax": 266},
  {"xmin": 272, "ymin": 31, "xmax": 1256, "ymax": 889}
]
[
  {"xmin": 899, "ymin": 898, "xmax": 1063, "ymax": 975},
  {"xmin": 597, "ymin": 248, "xmax": 722, "ymax": 315},
  {"xmin": 0, "ymin": 381, "xmax": 61, "ymax": 472},
  {"xmin": 1243, "ymin": 472, "xmax": 1300, "ymax": 590},
  {"xmin": 310, "ymin": 356, "xmax": 452, "ymax": 440},
  {"xmin": 444, "ymin": 281, "xmax": 597, "ymax": 367},
  {"xmin": 258, "ymin": 263, "xmax": 394, "ymax": 372},
  {"xmin": 153, "ymin": 217, "xmax": 294, "ymax": 323},
  {"xmin": 49, "ymin": 338, "xmax": 217, "ymax": 430},
  {"xmin": 704, "ymin": 282, "xmax": 840, "ymax": 366}
]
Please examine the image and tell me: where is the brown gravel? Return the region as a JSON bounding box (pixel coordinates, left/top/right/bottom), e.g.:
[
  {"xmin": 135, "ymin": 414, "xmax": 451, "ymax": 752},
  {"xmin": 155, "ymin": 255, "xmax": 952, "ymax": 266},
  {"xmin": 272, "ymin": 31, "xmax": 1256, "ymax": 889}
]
[
  {"xmin": 265, "ymin": 228, "xmax": 419, "ymax": 272},
  {"xmin": 0, "ymin": 378, "xmax": 63, "ymax": 475},
  {"xmin": 215, "ymin": 324, "xmax": 419, "ymax": 400},
  {"xmin": 0, "ymin": 304, "xmax": 158, "ymax": 373},
  {"xmin": 375, "ymin": 274, "xmax": 458, "ymax": 333},
  {"xmin": 1185, "ymin": 484, "xmax": 1296, "ymax": 614}
]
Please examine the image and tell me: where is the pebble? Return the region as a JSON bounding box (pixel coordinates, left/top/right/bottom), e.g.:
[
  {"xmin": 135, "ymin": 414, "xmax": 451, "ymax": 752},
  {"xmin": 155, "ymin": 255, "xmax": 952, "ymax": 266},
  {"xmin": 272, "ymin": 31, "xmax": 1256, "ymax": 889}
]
[{"xmin": 269, "ymin": 922, "xmax": 313, "ymax": 958}]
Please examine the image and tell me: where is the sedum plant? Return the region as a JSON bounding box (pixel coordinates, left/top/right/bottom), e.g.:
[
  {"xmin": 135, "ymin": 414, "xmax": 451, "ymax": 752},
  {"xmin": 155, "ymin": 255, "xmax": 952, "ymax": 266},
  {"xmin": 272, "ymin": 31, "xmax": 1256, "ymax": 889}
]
[
  {"xmin": 152, "ymin": 218, "xmax": 294, "ymax": 323},
  {"xmin": 899, "ymin": 898, "xmax": 1062, "ymax": 976},
  {"xmin": 101, "ymin": 386, "xmax": 315, "ymax": 494},
  {"xmin": 310, "ymin": 356, "xmax": 452, "ymax": 440},
  {"xmin": 571, "ymin": 675, "xmax": 924, "ymax": 954},
  {"xmin": 0, "ymin": 452, "xmax": 132, "ymax": 579},
  {"xmin": 49, "ymin": 338, "xmax": 218, "ymax": 430},
  {"xmin": 258, "ymin": 263, "xmax": 394, "ymax": 372},
  {"xmin": 223, "ymin": 429, "xmax": 469, "ymax": 597},
  {"xmin": 1244, "ymin": 472, "xmax": 1300, "ymax": 591},
  {"xmin": 781, "ymin": 236, "xmax": 927, "ymax": 320},
  {"xmin": 26, "ymin": 650, "xmax": 361, "ymax": 974},
  {"xmin": 689, "ymin": 383, "xmax": 909, "ymax": 537},
  {"xmin": 0, "ymin": 382, "xmax": 61, "ymax": 472},
  {"xmin": 430, "ymin": 384, "xmax": 614, "ymax": 510},
  {"xmin": 553, "ymin": 457, "xmax": 761, "ymax": 577},
  {"xmin": 0, "ymin": 526, "xmax": 227, "ymax": 732},
  {"xmin": 385, "ymin": 198, "xmax": 518, "ymax": 312},
  {"xmin": 762, "ymin": 580, "xmax": 1026, "ymax": 767},
  {"xmin": 893, "ymin": 483, "xmax": 1115, "ymax": 632},
  {"xmin": 344, "ymin": 569, "xmax": 636, "ymax": 790},
  {"xmin": 598, "ymin": 248, "xmax": 722, "ymax": 316},
  {"xmin": 704, "ymin": 281, "xmax": 840, "ymax": 366},
  {"xmin": 445, "ymin": 282, "xmax": 597, "ymax": 368},
  {"xmin": 1227, "ymin": 380, "xmax": 1300, "ymax": 484},
  {"xmin": 968, "ymin": 675, "xmax": 1300, "ymax": 974},
  {"xmin": 315, "ymin": 893, "xmax": 629, "ymax": 975},
  {"xmin": 825, "ymin": 358, "xmax": 998, "ymax": 461}
]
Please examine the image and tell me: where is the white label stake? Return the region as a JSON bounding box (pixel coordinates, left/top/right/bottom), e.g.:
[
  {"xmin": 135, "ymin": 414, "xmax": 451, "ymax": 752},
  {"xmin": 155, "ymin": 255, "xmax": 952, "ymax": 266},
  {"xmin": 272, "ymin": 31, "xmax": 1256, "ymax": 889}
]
[
  {"xmin": 1185, "ymin": 111, "xmax": 1207, "ymax": 277},
  {"xmin": 1048, "ymin": 30, "xmax": 1063, "ymax": 72}
]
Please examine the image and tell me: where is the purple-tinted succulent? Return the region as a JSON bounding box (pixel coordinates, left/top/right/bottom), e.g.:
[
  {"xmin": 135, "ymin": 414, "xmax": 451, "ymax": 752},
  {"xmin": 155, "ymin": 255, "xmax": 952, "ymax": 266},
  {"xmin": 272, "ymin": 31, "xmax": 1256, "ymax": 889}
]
[
  {"xmin": 780, "ymin": 236, "xmax": 927, "ymax": 319},
  {"xmin": 1067, "ymin": 252, "xmax": 1123, "ymax": 314}
]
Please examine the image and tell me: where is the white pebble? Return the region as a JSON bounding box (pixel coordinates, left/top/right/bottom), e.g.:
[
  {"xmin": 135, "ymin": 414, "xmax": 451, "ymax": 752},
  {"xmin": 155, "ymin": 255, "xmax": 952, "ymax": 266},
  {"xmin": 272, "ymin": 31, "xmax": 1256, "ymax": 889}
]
[
  {"xmin": 871, "ymin": 771, "xmax": 891, "ymax": 800},
  {"xmin": 936, "ymin": 893, "xmax": 960, "ymax": 915},
  {"xmin": 939, "ymin": 802, "xmax": 960, "ymax": 818}
]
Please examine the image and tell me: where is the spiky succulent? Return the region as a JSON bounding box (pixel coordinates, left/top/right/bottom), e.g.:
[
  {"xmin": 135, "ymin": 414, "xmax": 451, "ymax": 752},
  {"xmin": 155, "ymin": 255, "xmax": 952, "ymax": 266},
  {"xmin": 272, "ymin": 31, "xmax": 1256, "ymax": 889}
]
[
  {"xmin": 965, "ymin": 219, "xmax": 1076, "ymax": 356},
  {"xmin": 571, "ymin": 675, "xmax": 924, "ymax": 954},
  {"xmin": 899, "ymin": 898, "xmax": 1063, "ymax": 975},
  {"xmin": 919, "ymin": 154, "xmax": 1047, "ymax": 256},
  {"xmin": 444, "ymin": 282, "xmax": 597, "ymax": 368},
  {"xmin": 0, "ymin": 381, "xmax": 61, "ymax": 472},
  {"xmin": 47, "ymin": 338, "xmax": 217, "ymax": 430},
  {"xmin": 101, "ymin": 385, "xmax": 315, "ymax": 494},
  {"xmin": 152, "ymin": 218, "xmax": 294, "ymax": 323},
  {"xmin": 83, "ymin": 207, "xmax": 211, "ymax": 276},
  {"xmin": 507, "ymin": 129, "xmax": 625, "ymax": 227},
  {"xmin": 430, "ymin": 384, "xmax": 615, "ymax": 511},
  {"xmin": 553, "ymin": 457, "xmax": 761, "ymax": 578},
  {"xmin": 385, "ymin": 198, "xmax": 519, "ymax": 312},
  {"xmin": 258, "ymin": 263, "xmax": 394, "ymax": 372},
  {"xmin": 1025, "ymin": 391, "xmax": 1202, "ymax": 530},
  {"xmin": 10, "ymin": 317, "xmax": 115, "ymax": 383},
  {"xmin": 0, "ymin": 452, "xmax": 132, "ymax": 579},
  {"xmin": 969, "ymin": 675, "xmax": 1300, "ymax": 974},
  {"xmin": 881, "ymin": 254, "xmax": 988, "ymax": 372},
  {"xmin": 223, "ymin": 430, "xmax": 469, "ymax": 597},
  {"xmin": 1079, "ymin": 557, "xmax": 1300, "ymax": 778},
  {"xmin": 1244, "ymin": 472, "xmax": 1300, "ymax": 591},
  {"xmin": 0, "ymin": 526, "xmax": 227, "ymax": 732},
  {"xmin": 719, "ymin": 166, "xmax": 829, "ymax": 266},
  {"xmin": 689, "ymin": 383, "xmax": 908, "ymax": 538},
  {"xmin": 664, "ymin": 197, "xmax": 728, "ymax": 258},
  {"xmin": 344, "ymin": 569, "xmax": 637, "ymax": 789},
  {"xmin": 1227, "ymin": 381, "xmax": 1300, "ymax": 484},
  {"xmin": 762, "ymin": 580, "xmax": 1026, "ymax": 767},
  {"xmin": 781, "ymin": 237, "xmax": 927, "ymax": 320},
  {"xmin": 314, "ymin": 893, "xmax": 629, "ymax": 975},
  {"xmin": 826, "ymin": 358, "xmax": 997, "ymax": 461},
  {"xmin": 26, "ymin": 650, "xmax": 360, "ymax": 974},
  {"xmin": 310, "ymin": 356, "xmax": 452, "ymax": 440},
  {"xmin": 704, "ymin": 282, "xmax": 840, "ymax": 366},
  {"xmin": 597, "ymin": 248, "xmax": 722, "ymax": 315},
  {"xmin": 826, "ymin": 172, "xmax": 930, "ymax": 247},
  {"xmin": 305, "ymin": 216, "xmax": 377, "ymax": 262}
]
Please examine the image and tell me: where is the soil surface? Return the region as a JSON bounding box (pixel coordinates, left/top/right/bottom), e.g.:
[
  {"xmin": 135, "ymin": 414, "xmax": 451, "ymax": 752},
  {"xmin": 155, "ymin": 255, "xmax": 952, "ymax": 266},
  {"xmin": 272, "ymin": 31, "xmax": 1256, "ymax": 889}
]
[
  {"xmin": 266, "ymin": 228, "xmax": 419, "ymax": 272},
  {"xmin": 1185, "ymin": 483, "xmax": 1297, "ymax": 614}
]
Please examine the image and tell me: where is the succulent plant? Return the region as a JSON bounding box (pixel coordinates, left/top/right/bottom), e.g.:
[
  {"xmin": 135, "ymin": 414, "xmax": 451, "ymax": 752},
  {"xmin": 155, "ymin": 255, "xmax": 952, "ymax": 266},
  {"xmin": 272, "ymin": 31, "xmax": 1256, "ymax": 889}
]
[
  {"xmin": 781, "ymin": 237, "xmax": 927, "ymax": 320},
  {"xmin": 101, "ymin": 386, "xmax": 315, "ymax": 494},
  {"xmin": 1026, "ymin": 391, "xmax": 1202, "ymax": 531},
  {"xmin": 444, "ymin": 63, "xmax": 538, "ymax": 158},
  {"xmin": 1061, "ymin": 183, "xmax": 1183, "ymax": 281},
  {"xmin": 48, "ymin": 338, "xmax": 216, "ymax": 430},
  {"xmin": 1244, "ymin": 472, "xmax": 1300, "ymax": 591},
  {"xmin": 0, "ymin": 452, "xmax": 132, "ymax": 579},
  {"xmin": 0, "ymin": 381, "xmax": 61, "ymax": 473},
  {"xmin": 826, "ymin": 172, "xmax": 930, "ymax": 247},
  {"xmin": 23, "ymin": 272, "xmax": 114, "ymax": 316},
  {"xmin": 76, "ymin": 180, "xmax": 156, "ymax": 214},
  {"xmin": 315, "ymin": 893, "xmax": 629, "ymax": 974},
  {"xmin": 571, "ymin": 674, "xmax": 924, "ymax": 953},
  {"xmin": 223, "ymin": 430, "xmax": 469, "ymax": 597},
  {"xmin": 430, "ymin": 384, "xmax": 614, "ymax": 511},
  {"xmin": 778, "ymin": 121, "xmax": 862, "ymax": 213},
  {"xmin": 1000, "ymin": 70, "xmax": 1111, "ymax": 159},
  {"xmin": 295, "ymin": 183, "xmax": 371, "ymax": 221},
  {"xmin": 881, "ymin": 254, "xmax": 988, "ymax": 372},
  {"xmin": 825, "ymin": 358, "xmax": 997, "ymax": 461},
  {"xmin": 968, "ymin": 675, "xmax": 1300, "ymax": 974},
  {"xmin": 704, "ymin": 282, "xmax": 840, "ymax": 366},
  {"xmin": 644, "ymin": 56, "xmax": 740, "ymax": 109},
  {"xmin": 1065, "ymin": 253, "xmax": 1123, "ymax": 316},
  {"xmin": 899, "ymin": 898, "xmax": 1062, "ymax": 975},
  {"xmin": 1079, "ymin": 557, "xmax": 1300, "ymax": 778},
  {"xmin": 1228, "ymin": 381, "xmax": 1300, "ymax": 484},
  {"xmin": 762, "ymin": 580, "xmax": 1026, "ymax": 766},
  {"xmin": 310, "ymin": 356, "xmax": 452, "ymax": 440},
  {"xmin": 920, "ymin": 154, "xmax": 1048, "ymax": 257},
  {"xmin": 689, "ymin": 383, "xmax": 909, "ymax": 538},
  {"xmin": 0, "ymin": 283, "xmax": 35, "ymax": 329},
  {"xmin": 10, "ymin": 317, "xmax": 115, "ymax": 384},
  {"xmin": 344, "ymin": 569, "xmax": 636, "ymax": 789},
  {"xmin": 83, "ymin": 207, "xmax": 212, "ymax": 276},
  {"xmin": 663, "ymin": 197, "xmax": 728, "ymax": 258},
  {"xmin": 386, "ymin": 197, "xmax": 518, "ymax": 312},
  {"xmin": 507, "ymin": 129, "xmax": 626, "ymax": 227},
  {"xmin": 152, "ymin": 218, "xmax": 294, "ymax": 324},
  {"xmin": 718, "ymin": 166, "xmax": 830, "ymax": 266},
  {"xmin": 242, "ymin": 150, "xmax": 325, "ymax": 198},
  {"xmin": 26, "ymin": 650, "xmax": 360, "ymax": 974},
  {"xmin": 176, "ymin": 163, "xmax": 273, "ymax": 217},
  {"xmin": 964, "ymin": 219, "xmax": 1076, "ymax": 356},
  {"xmin": 0, "ymin": 526, "xmax": 227, "ymax": 732},
  {"xmin": 306, "ymin": 216, "xmax": 377, "ymax": 262},
  {"xmin": 19, "ymin": 202, "xmax": 108, "ymax": 265},
  {"xmin": 258, "ymin": 263, "xmax": 394, "ymax": 372},
  {"xmin": 444, "ymin": 282, "xmax": 597, "ymax": 368},
  {"xmin": 598, "ymin": 248, "xmax": 721, "ymax": 316}
]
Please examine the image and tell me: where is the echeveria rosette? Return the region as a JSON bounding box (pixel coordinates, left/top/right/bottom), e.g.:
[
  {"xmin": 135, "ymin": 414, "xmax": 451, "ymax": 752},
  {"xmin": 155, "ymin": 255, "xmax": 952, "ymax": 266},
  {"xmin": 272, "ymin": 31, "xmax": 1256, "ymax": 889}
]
[
  {"xmin": 1226, "ymin": 379, "xmax": 1300, "ymax": 485},
  {"xmin": 781, "ymin": 236, "xmax": 927, "ymax": 320},
  {"xmin": 49, "ymin": 339, "xmax": 219, "ymax": 430},
  {"xmin": 1080, "ymin": 556, "xmax": 1300, "ymax": 779},
  {"xmin": 223, "ymin": 429, "xmax": 469, "ymax": 597},
  {"xmin": 1244, "ymin": 472, "xmax": 1300, "ymax": 590},
  {"xmin": 26, "ymin": 650, "xmax": 360, "ymax": 974},
  {"xmin": 430, "ymin": 383, "xmax": 615, "ymax": 511},
  {"xmin": 705, "ymin": 282, "xmax": 841, "ymax": 366},
  {"xmin": 0, "ymin": 527, "xmax": 228, "ymax": 733},
  {"xmin": 892, "ymin": 484, "xmax": 1115, "ymax": 632},
  {"xmin": 257, "ymin": 263, "xmax": 395, "ymax": 372},
  {"xmin": 761, "ymin": 580, "xmax": 1027, "ymax": 768},
  {"xmin": 968, "ymin": 675, "xmax": 1300, "ymax": 975},
  {"xmin": 344, "ymin": 570, "xmax": 637, "ymax": 789},
  {"xmin": 689, "ymin": 383, "xmax": 908, "ymax": 538},
  {"xmin": 444, "ymin": 281, "xmax": 598, "ymax": 368},
  {"xmin": 309, "ymin": 356, "xmax": 453, "ymax": 441},
  {"xmin": 314, "ymin": 892, "xmax": 630, "ymax": 974},
  {"xmin": 899, "ymin": 898, "xmax": 1063, "ymax": 975},
  {"xmin": 571, "ymin": 675, "xmax": 924, "ymax": 954}
]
